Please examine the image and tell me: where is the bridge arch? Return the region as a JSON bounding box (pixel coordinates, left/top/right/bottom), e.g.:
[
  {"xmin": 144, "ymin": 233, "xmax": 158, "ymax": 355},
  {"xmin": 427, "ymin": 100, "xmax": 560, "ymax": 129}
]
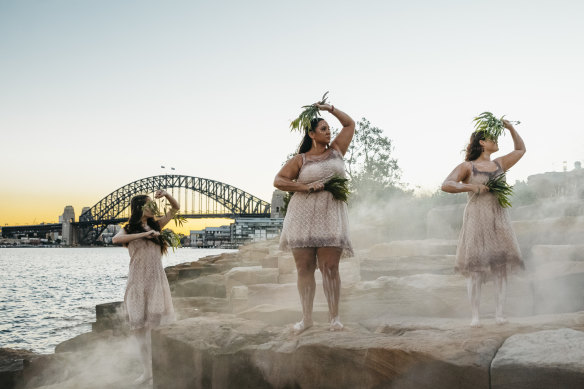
[{"xmin": 77, "ymin": 175, "xmax": 271, "ymax": 244}]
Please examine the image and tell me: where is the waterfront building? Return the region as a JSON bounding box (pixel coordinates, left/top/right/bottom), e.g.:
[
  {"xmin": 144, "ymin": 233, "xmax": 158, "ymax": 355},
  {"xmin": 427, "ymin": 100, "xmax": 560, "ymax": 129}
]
[
  {"xmin": 231, "ymin": 217, "xmax": 283, "ymax": 246},
  {"xmin": 189, "ymin": 217, "xmax": 284, "ymax": 248}
]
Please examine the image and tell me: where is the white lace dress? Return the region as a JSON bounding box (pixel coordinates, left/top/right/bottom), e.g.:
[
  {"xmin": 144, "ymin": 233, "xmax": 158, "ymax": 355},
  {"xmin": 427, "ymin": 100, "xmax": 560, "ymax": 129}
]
[
  {"xmin": 279, "ymin": 148, "xmax": 353, "ymax": 256},
  {"xmin": 117, "ymin": 226, "xmax": 175, "ymax": 330},
  {"xmin": 455, "ymin": 161, "xmax": 524, "ymax": 280}
]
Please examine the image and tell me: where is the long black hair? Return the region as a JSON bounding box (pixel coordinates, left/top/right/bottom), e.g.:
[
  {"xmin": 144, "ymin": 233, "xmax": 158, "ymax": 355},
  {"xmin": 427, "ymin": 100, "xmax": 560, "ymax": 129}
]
[
  {"xmin": 123, "ymin": 194, "xmax": 168, "ymax": 254},
  {"xmin": 297, "ymin": 118, "xmax": 325, "ymax": 154},
  {"xmin": 465, "ymin": 131, "xmax": 486, "ymax": 161}
]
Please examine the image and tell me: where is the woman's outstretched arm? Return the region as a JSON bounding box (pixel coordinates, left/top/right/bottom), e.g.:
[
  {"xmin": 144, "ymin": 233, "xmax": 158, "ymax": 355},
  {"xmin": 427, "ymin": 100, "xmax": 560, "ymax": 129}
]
[
  {"xmin": 274, "ymin": 155, "xmax": 324, "ymax": 193},
  {"xmin": 112, "ymin": 229, "xmax": 159, "ymax": 245},
  {"xmin": 495, "ymin": 120, "xmax": 526, "ymax": 171},
  {"xmin": 441, "ymin": 162, "xmax": 487, "ymax": 194}
]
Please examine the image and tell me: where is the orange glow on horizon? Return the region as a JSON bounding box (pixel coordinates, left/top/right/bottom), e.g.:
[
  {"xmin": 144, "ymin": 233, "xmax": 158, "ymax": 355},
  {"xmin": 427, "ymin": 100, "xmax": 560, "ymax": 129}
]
[{"xmin": 0, "ymin": 193, "xmax": 236, "ymax": 236}]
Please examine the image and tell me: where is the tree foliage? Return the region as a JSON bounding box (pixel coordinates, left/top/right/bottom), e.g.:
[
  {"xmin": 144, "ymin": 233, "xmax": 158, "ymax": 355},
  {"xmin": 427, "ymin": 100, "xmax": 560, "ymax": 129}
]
[{"xmin": 341, "ymin": 118, "xmax": 402, "ymax": 198}]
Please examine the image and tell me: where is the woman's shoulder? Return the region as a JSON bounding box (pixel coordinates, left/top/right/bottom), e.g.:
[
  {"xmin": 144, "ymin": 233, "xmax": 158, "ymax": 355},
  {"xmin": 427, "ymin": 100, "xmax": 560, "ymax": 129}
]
[{"xmin": 458, "ymin": 160, "xmax": 473, "ymax": 171}]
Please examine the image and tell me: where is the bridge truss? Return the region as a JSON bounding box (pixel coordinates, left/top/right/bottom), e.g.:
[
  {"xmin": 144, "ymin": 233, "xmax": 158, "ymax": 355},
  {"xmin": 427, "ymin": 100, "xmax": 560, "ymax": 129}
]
[{"xmin": 76, "ymin": 175, "xmax": 271, "ymax": 244}]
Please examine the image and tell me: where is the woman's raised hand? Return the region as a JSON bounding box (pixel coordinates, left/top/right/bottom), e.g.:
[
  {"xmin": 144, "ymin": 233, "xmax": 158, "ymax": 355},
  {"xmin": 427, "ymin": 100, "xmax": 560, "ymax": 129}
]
[
  {"xmin": 315, "ymin": 103, "xmax": 332, "ymax": 112},
  {"xmin": 154, "ymin": 190, "xmax": 167, "ymax": 199},
  {"xmin": 502, "ymin": 119, "xmax": 514, "ymax": 130}
]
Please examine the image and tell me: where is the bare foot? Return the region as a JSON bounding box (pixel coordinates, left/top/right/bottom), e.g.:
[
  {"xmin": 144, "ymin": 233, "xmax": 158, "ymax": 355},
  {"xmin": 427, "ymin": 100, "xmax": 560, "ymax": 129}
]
[
  {"xmin": 133, "ymin": 372, "xmax": 153, "ymax": 385},
  {"xmin": 496, "ymin": 316, "xmax": 508, "ymax": 325},
  {"xmin": 330, "ymin": 316, "xmax": 344, "ymax": 332},
  {"xmin": 470, "ymin": 318, "xmax": 482, "ymax": 328},
  {"xmin": 292, "ymin": 319, "xmax": 313, "ymax": 334}
]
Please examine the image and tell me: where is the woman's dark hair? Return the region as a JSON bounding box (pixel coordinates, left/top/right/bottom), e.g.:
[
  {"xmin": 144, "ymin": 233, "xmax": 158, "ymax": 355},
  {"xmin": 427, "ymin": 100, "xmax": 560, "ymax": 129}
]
[
  {"xmin": 123, "ymin": 194, "xmax": 168, "ymax": 254},
  {"xmin": 297, "ymin": 118, "xmax": 324, "ymax": 154},
  {"xmin": 465, "ymin": 131, "xmax": 486, "ymax": 161}
]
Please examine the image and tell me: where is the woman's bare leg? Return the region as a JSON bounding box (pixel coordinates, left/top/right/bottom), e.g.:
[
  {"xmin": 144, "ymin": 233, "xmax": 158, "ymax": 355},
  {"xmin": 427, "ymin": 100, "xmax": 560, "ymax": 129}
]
[
  {"xmin": 134, "ymin": 327, "xmax": 152, "ymax": 383},
  {"xmin": 467, "ymin": 272, "xmax": 484, "ymax": 328},
  {"xmin": 292, "ymin": 248, "xmax": 317, "ymax": 333},
  {"xmin": 494, "ymin": 268, "xmax": 508, "ymax": 324},
  {"xmin": 317, "ymin": 247, "xmax": 343, "ymax": 331}
]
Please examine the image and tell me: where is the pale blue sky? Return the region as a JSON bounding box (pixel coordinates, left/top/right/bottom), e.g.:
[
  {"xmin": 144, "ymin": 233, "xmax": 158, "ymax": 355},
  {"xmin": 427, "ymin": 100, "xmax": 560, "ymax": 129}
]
[{"xmin": 1, "ymin": 0, "xmax": 583, "ymax": 222}]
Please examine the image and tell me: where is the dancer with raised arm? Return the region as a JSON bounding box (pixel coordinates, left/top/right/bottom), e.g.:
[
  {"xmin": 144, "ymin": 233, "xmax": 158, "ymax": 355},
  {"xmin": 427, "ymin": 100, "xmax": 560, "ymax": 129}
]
[
  {"xmin": 112, "ymin": 190, "xmax": 178, "ymax": 384},
  {"xmin": 442, "ymin": 117, "xmax": 526, "ymax": 327},
  {"xmin": 275, "ymin": 100, "xmax": 355, "ymax": 333}
]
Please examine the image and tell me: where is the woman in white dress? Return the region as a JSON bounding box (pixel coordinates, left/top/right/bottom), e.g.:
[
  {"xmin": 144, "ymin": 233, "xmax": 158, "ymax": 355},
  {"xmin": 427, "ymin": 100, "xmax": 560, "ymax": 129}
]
[
  {"xmin": 112, "ymin": 189, "xmax": 178, "ymax": 383},
  {"xmin": 275, "ymin": 102, "xmax": 355, "ymax": 333},
  {"xmin": 442, "ymin": 120, "xmax": 526, "ymax": 327}
]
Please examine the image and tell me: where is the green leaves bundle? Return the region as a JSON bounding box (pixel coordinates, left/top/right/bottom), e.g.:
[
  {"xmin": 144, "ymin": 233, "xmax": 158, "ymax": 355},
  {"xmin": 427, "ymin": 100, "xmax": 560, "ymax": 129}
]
[
  {"xmin": 472, "ymin": 112, "xmax": 520, "ymax": 141},
  {"xmin": 323, "ymin": 175, "xmax": 350, "ymax": 203},
  {"xmin": 485, "ymin": 172, "xmax": 513, "ymax": 208},
  {"xmin": 290, "ymin": 91, "xmax": 329, "ymax": 133},
  {"xmin": 161, "ymin": 229, "xmax": 182, "ymax": 252}
]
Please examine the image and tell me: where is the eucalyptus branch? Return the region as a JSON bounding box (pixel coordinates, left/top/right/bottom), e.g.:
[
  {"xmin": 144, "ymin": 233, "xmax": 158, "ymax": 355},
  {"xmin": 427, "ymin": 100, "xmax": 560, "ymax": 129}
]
[{"xmin": 290, "ymin": 91, "xmax": 329, "ymax": 133}]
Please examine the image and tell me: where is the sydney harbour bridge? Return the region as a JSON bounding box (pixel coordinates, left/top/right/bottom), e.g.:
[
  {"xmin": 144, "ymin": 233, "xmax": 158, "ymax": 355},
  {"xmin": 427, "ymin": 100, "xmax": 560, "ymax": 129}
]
[{"xmin": 2, "ymin": 175, "xmax": 274, "ymax": 245}]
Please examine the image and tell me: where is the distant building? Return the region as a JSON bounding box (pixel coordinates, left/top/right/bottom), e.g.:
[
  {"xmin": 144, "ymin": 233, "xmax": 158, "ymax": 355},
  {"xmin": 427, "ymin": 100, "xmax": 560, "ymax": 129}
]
[
  {"xmin": 231, "ymin": 217, "xmax": 283, "ymax": 246},
  {"xmin": 190, "ymin": 229, "xmax": 205, "ymax": 247},
  {"xmin": 271, "ymin": 190, "xmax": 286, "ymax": 218},
  {"xmin": 190, "ymin": 225, "xmax": 232, "ymax": 247},
  {"xmin": 190, "ymin": 217, "xmax": 284, "ymax": 248},
  {"xmin": 61, "ymin": 206, "xmax": 75, "ymax": 245},
  {"xmin": 99, "ymin": 224, "xmax": 122, "ymax": 244}
]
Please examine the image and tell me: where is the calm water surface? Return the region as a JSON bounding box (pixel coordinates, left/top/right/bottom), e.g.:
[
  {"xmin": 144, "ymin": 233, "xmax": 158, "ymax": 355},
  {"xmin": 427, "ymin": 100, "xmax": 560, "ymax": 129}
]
[{"xmin": 0, "ymin": 247, "xmax": 235, "ymax": 354}]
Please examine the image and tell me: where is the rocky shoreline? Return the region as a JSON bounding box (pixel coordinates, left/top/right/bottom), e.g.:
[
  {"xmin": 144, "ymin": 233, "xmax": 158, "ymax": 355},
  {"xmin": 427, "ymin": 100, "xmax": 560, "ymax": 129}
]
[{"xmin": 3, "ymin": 230, "xmax": 584, "ymax": 388}]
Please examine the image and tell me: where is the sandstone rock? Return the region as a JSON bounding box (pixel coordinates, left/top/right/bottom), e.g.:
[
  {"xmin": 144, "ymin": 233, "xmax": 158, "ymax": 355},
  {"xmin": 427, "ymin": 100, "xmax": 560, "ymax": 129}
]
[
  {"xmin": 225, "ymin": 266, "xmax": 279, "ymax": 292},
  {"xmin": 55, "ymin": 330, "xmax": 114, "ymax": 353},
  {"xmin": 164, "ymin": 268, "xmax": 179, "ymax": 283},
  {"xmin": 530, "ymin": 270, "xmax": 584, "ymax": 314},
  {"xmin": 367, "ymin": 240, "xmax": 457, "ymax": 259},
  {"xmin": 236, "ymin": 304, "xmax": 330, "ymax": 326},
  {"xmin": 230, "ymin": 286, "xmax": 249, "ymax": 300},
  {"xmin": 18, "ymin": 352, "xmax": 73, "ymax": 389},
  {"xmin": 513, "ymin": 216, "xmax": 584, "ymax": 247},
  {"xmin": 278, "ymin": 273, "xmax": 296, "ymax": 284},
  {"xmin": 230, "ymin": 286, "xmax": 249, "ymax": 312},
  {"xmin": 20, "ymin": 336, "xmax": 145, "ymax": 389},
  {"xmin": 259, "ymin": 254, "xmax": 279, "ymax": 268},
  {"xmin": 172, "ymin": 274, "xmax": 226, "ymax": 298},
  {"xmin": 92, "ymin": 302, "xmax": 127, "ymax": 334},
  {"xmin": 360, "ymin": 255, "xmax": 455, "ymax": 280},
  {"xmin": 491, "ymin": 328, "xmax": 584, "ymax": 389},
  {"xmin": 277, "ymin": 253, "xmax": 296, "ymax": 274},
  {"xmin": 0, "ymin": 348, "xmax": 37, "ymax": 389},
  {"xmin": 246, "ymin": 283, "xmax": 327, "ymax": 307},
  {"xmin": 172, "ymin": 297, "xmax": 230, "ymax": 319},
  {"xmin": 151, "ymin": 313, "xmax": 584, "ymax": 389},
  {"xmin": 530, "ymin": 244, "xmax": 584, "ymax": 265},
  {"xmin": 177, "ymin": 263, "xmax": 221, "ymax": 280},
  {"xmin": 341, "ymin": 273, "xmax": 535, "ymax": 320},
  {"xmin": 238, "ymin": 244, "xmax": 271, "ymax": 262}
]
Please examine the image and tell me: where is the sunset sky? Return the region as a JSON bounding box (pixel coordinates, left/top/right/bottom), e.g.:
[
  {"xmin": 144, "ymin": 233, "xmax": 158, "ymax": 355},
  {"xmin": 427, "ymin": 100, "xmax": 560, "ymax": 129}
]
[{"xmin": 1, "ymin": 0, "xmax": 583, "ymax": 233}]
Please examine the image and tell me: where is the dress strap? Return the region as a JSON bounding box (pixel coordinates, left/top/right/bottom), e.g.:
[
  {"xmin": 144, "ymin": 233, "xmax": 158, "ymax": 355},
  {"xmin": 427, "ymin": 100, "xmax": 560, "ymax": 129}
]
[{"xmin": 493, "ymin": 160, "xmax": 503, "ymax": 171}]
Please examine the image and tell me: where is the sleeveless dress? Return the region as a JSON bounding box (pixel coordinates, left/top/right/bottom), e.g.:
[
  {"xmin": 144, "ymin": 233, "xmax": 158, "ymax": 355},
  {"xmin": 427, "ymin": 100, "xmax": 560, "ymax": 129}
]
[
  {"xmin": 279, "ymin": 148, "xmax": 353, "ymax": 256},
  {"xmin": 455, "ymin": 161, "xmax": 524, "ymax": 280},
  {"xmin": 118, "ymin": 226, "xmax": 175, "ymax": 330}
]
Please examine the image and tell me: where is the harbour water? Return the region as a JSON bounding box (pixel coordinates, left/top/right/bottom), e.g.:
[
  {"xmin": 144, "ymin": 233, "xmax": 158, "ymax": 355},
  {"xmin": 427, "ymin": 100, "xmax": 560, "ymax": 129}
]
[{"xmin": 0, "ymin": 247, "xmax": 236, "ymax": 354}]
